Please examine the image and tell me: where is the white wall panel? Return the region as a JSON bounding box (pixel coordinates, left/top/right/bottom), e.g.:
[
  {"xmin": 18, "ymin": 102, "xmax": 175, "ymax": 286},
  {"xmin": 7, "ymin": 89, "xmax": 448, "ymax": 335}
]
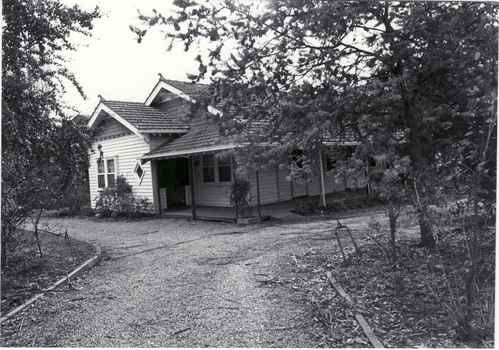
[{"xmin": 89, "ymin": 134, "xmax": 154, "ymax": 208}]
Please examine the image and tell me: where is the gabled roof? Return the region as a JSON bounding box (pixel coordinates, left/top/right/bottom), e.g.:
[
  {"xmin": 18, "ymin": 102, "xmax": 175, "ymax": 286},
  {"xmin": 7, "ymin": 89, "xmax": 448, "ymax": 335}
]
[
  {"xmin": 139, "ymin": 75, "xmax": 361, "ymax": 161},
  {"xmin": 72, "ymin": 114, "xmax": 90, "ymax": 125},
  {"xmin": 87, "ymin": 99, "xmax": 190, "ymax": 138},
  {"xmin": 141, "ymin": 120, "xmax": 234, "ymax": 161},
  {"xmin": 144, "ymin": 74, "xmax": 222, "ymax": 116},
  {"xmin": 160, "ymin": 78, "xmax": 207, "ymax": 98},
  {"xmin": 102, "ymin": 100, "xmax": 189, "ymax": 132}
]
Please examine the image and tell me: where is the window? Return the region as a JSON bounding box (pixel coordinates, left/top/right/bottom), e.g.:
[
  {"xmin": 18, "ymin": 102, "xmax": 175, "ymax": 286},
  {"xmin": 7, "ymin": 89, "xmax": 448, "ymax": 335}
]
[
  {"xmin": 218, "ymin": 157, "xmax": 232, "ymax": 182},
  {"xmin": 97, "ymin": 157, "xmax": 117, "ymax": 188},
  {"xmin": 344, "ymin": 146, "xmax": 357, "ymax": 159},
  {"xmin": 326, "ymin": 157, "xmax": 336, "ymax": 171},
  {"xmin": 292, "ymin": 149, "xmax": 304, "ymax": 169},
  {"xmin": 203, "ymin": 154, "xmax": 216, "ymax": 183},
  {"xmin": 325, "ymin": 146, "xmax": 358, "ymax": 172},
  {"xmin": 134, "ymin": 162, "xmax": 145, "ymax": 184},
  {"xmin": 202, "ymin": 154, "xmax": 232, "ymax": 183}
]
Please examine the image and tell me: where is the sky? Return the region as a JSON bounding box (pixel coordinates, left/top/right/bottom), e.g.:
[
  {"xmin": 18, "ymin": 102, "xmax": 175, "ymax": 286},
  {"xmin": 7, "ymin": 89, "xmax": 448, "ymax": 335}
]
[{"xmin": 60, "ymin": 0, "xmax": 202, "ymax": 116}]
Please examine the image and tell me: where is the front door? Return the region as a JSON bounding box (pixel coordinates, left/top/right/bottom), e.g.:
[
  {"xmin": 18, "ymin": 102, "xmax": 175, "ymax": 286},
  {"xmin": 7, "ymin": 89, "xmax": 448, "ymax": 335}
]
[{"xmin": 158, "ymin": 158, "xmax": 190, "ymax": 209}]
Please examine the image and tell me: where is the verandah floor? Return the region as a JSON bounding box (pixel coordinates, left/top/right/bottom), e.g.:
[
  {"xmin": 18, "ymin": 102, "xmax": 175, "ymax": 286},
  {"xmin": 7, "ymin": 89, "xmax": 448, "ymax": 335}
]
[{"xmin": 161, "ymin": 188, "xmax": 369, "ymax": 223}]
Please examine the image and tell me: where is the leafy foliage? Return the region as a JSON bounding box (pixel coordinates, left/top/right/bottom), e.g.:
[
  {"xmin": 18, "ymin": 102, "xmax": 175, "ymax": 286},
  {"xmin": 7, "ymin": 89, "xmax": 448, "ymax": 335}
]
[
  {"xmin": 133, "ymin": 2, "xmax": 497, "ymax": 342},
  {"xmin": 94, "ymin": 175, "xmax": 150, "ymax": 218},
  {"xmin": 1, "ymin": 0, "xmax": 101, "ymax": 267},
  {"xmin": 133, "ymin": 0, "xmax": 496, "ymax": 249},
  {"xmin": 227, "ymin": 177, "xmax": 252, "ymax": 218}
]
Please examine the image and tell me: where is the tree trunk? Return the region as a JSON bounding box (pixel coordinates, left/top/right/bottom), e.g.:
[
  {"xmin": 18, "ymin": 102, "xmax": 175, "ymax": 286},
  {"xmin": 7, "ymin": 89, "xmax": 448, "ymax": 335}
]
[
  {"xmin": 1, "ymin": 227, "xmax": 6, "ymax": 270},
  {"xmin": 417, "ymin": 215, "xmax": 435, "ymax": 248},
  {"xmin": 388, "ymin": 200, "xmax": 397, "ymax": 266},
  {"xmin": 403, "ymin": 98, "xmax": 436, "ymax": 248},
  {"xmin": 383, "ymin": 1, "xmax": 436, "ymax": 249}
]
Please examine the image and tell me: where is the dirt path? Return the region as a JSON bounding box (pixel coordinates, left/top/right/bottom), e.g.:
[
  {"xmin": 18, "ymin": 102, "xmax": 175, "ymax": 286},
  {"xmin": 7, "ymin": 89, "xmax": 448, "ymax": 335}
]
[{"xmin": 2, "ymin": 216, "xmax": 377, "ymax": 347}]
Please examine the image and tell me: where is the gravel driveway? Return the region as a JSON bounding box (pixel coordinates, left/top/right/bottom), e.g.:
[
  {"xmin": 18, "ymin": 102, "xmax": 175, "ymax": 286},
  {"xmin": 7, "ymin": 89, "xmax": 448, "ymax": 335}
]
[{"xmin": 1, "ymin": 214, "xmax": 381, "ymax": 347}]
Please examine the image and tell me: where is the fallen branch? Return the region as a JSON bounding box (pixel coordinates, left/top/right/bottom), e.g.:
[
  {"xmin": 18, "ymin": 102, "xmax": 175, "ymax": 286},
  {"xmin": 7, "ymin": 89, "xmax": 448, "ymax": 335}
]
[
  {"xmin": 137, "ymin": 230, "xmax": 158, "ymax": 235},
  {"xmin": 172, "ymin": 327, "xmax": 191, "ymax": 335},
  {"xmin": 326, "ymin": 271, "xmax": 384, "ymax": 348}
]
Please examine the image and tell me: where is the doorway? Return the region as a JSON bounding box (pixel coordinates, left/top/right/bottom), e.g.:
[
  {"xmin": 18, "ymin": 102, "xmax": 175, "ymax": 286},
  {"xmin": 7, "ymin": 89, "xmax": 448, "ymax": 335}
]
[{"xmin": 157, "ymin": 158, "xmax": 190, "ymax": 209}]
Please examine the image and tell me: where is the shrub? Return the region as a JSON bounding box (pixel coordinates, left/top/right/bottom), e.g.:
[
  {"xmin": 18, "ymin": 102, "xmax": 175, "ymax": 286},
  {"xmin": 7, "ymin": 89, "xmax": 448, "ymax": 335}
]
[
  {"xmin": 294, "ymin": 200, "xmax": 320, "ymax": 216},
  {"xmin": 228, "ymin": 178, "xmax": 253, "ymax": 218},
  {"xmin": 294, "ymin": 199, "xmax": 346, "ymax": 216},
  {"xmin": 94, "ymin": 175, "xmax": 150, "ymax": 217}
]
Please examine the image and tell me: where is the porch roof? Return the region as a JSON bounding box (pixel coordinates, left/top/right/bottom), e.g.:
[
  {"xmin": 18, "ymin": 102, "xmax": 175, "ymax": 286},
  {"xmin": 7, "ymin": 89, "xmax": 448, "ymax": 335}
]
[{"xmin": 140, "ymin": 121, "xmax": 235, "ymax": 161}]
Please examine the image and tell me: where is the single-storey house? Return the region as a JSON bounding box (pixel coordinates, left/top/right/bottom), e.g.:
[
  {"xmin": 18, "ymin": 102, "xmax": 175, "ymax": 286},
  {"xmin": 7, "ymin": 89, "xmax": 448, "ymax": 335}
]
[{"xmin": 87, "ymin": 75, "xmax": 366, "ymax": 218}]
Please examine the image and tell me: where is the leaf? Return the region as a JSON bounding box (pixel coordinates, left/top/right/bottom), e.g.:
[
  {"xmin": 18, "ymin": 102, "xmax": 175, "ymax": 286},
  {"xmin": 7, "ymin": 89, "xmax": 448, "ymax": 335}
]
[{"xmin": 475, "ymin": 52, "xmax": 480, "ymax": 60}]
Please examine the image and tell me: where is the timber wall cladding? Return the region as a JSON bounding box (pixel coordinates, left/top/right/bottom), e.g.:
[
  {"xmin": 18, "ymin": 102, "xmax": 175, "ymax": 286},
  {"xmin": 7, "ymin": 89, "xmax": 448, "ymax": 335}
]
[
  {"xmin": 247, "ymin": 168, "xmax": 280, "ymax": 206},
  {"xmin": 96, "ymin": 117, "xmax": 132, "ymax": 139},
  {"xmin": 307, "ymin": 175, "xmax": 321, "ymax": 197},
  {"xmin": 277, "ymin": 168, "xmax": 293, "ymax": 202},
  {"xmin": 89, "ymin": 134, "xmax": 153, "ymax": 208},
  {"xmin": 156, "ymin": 96, "xmax": 189, "ymax": 120},
  {"xmin": 148, "ymin": 134, "xmax": 172, "ymax": 151},
  {"xmin": 194, "ymin": 184, "xmax": 231, "ymax": 207},
  {"xmin": 244, "ymin": 166, "xmax": 351, "ymax": 206}
]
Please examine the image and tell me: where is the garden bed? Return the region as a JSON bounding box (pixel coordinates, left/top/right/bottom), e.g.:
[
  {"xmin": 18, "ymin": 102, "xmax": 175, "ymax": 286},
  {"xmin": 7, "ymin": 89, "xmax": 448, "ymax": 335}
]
[
  {"xmin": 287, "ymin": 210, "xmax": 495, "ymax": 347},
  {"xmin": 1, "ymin": 230, "xmax": 98, "ymax": 316}
]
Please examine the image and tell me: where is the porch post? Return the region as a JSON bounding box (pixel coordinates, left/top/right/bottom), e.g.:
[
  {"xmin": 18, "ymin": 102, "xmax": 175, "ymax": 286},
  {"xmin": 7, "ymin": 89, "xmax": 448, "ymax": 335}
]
[
  {"xmin": 189, "ymin": 155, "xmax": 196, "ymax": 220},
  {"xmin": 256, "ymin": 169, "xmax": 262, "ymax": 220},
  {"xmin": 154, "ymin": 160, "xmax": 162, "ymax": 215},
  {"xmin": 275, "ymin": 165, "xmax": 280, "ymax": 202},
  {"xmin": 232, "ymin": 157, "xmax": 238, "ymax": 220},
  {"xmin": 319, "ymin": 150, "xmax": 326, "ymax": 207}
]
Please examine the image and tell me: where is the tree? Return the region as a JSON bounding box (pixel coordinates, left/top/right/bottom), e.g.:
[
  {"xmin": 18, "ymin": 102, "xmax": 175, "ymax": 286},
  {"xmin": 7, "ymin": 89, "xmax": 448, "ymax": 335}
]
[
  {"xmin": 132, "ymin": 1, "xmax": 497, "ymax": 248},
  {"xmin": 1, "ymin": 0, "xmax": 101, "ymax": 267}
]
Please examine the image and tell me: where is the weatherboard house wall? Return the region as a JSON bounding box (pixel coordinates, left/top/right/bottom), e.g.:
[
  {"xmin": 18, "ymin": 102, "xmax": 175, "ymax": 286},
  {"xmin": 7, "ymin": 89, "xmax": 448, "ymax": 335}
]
[
  {"xmin": 87, "ymin": 93, "xmax": 189, "ymax": 211},
  {"xmin": 87, "ymin": 75, "xmax": 364, "ymax": 216},
  {"xmin": 88, "ymin": 131, "xmax": 154, "ymax": 206}
]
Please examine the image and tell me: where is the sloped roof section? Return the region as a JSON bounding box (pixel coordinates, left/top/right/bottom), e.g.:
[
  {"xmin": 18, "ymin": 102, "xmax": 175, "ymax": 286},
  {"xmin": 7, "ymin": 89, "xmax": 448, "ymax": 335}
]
[
  {"xmin": 103, "ymin": 100, "xmax": 190, "ymax": 131},
  {"xmin": 141, "ymin": 120, "xmax": 234, "ymax": 160},
  {"xmin": 160, "ymin": 78, "xmax": 208, "ymax": 99}
]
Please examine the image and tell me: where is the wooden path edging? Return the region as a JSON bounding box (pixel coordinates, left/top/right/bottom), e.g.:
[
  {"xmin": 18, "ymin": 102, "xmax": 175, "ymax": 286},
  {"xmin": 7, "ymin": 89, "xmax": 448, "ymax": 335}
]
[
  {"xmin": 0, "ymin": 244, "xmax": 102, "ymax": 324},
  {"xmin": 326, "ymin": 271, "xmax": 384, "ymax": 348}
]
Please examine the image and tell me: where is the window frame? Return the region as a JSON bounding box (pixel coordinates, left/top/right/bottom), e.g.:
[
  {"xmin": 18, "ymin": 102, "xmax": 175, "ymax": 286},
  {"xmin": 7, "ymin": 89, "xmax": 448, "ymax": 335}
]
[
  {"xmin": 201, "ymin": 154, "xmax": 233, "ymax": 184},
  {"xmin": 97, "ymin": 156, "xmax": 118, "ymax": 189},
  {"xmin": 133, "ymin": 162, "xmax": 145, "ymax": 185}
]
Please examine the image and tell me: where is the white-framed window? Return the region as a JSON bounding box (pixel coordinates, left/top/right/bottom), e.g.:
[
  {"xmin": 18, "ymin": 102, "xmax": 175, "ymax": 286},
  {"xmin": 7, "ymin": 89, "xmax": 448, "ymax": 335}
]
[
  {"xmin": 133, "ymin": 162, "xmax": 145, "ymax": 184},
  {"xmin": 97, "ymin": 157, "xmax": 118, "ymax": 189},
  {"xmin": 202, "ymin": 154, "xmax": 232, "ymax": 183}
]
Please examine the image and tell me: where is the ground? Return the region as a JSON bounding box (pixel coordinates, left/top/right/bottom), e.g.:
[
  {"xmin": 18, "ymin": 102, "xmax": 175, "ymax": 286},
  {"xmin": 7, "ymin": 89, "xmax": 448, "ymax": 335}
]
[
  {"xmin": 0, "ymin": 207, "xmax": 495, "ymax": 347},
  {"xmin": 1, "ymin": 230, "xmax": 97, "ymax": 315}
]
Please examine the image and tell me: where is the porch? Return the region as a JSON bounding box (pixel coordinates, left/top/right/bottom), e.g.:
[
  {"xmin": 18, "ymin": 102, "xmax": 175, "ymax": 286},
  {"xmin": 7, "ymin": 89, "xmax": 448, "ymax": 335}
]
[{"xmin": 160, "ymin": 187, "xmax": 369, "ymax": 223}]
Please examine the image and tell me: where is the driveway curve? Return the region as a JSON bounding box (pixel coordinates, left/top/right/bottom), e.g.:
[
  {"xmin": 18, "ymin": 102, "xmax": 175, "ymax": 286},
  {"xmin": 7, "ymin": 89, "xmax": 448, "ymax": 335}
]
[{"xmin": 1, "ymin": 216, "xmax": 359, "ymax": 347}]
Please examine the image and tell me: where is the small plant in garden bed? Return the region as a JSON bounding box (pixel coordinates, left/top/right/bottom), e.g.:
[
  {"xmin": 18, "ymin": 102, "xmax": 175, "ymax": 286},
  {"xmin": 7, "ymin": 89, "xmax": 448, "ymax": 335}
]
[
  {"xmin": 227, "ymin": 178, "xmax": 253, "ymax": 218},
  {"xmin": 293, "ymin": 198, "xmax": 378, "ymax": 216}
]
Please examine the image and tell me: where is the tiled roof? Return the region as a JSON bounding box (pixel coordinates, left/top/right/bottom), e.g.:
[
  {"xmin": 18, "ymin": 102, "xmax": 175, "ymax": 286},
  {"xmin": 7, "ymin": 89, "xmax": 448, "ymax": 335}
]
[
  {"xmin": 103, "ymin": 100, "xmax": 189, "ymax": 131},
  {"xmin": 160, "ymin": 78, "xmax": 208, "ymax": 98},
  {"xmin": 143, "ymin": 120, "xmax": 232, "ymax": 158}
]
